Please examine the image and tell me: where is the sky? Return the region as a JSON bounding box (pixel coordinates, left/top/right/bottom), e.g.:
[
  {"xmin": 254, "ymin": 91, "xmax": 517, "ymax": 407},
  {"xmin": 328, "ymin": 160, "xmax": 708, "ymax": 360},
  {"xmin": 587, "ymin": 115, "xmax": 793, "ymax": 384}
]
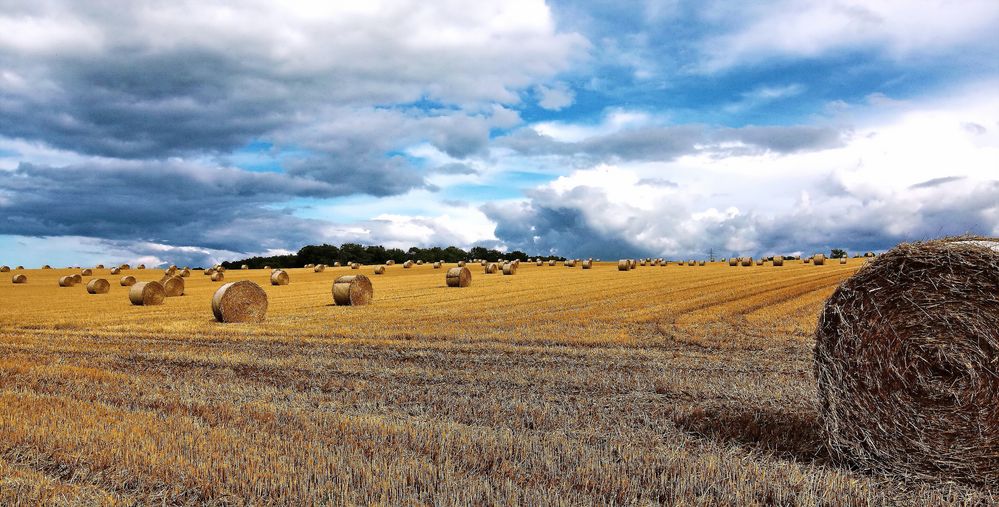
[{"xmin": 1, "ymin": 0, "xmax": 998, "ymax": 267}]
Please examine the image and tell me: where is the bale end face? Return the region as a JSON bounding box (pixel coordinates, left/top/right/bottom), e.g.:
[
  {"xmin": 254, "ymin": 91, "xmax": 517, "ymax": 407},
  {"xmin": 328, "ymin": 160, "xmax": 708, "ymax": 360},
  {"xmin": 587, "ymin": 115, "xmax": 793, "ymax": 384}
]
[
  {"xmin": 212, "ymin": 281, "xmax": 268, "ymax": 322},
  {"xmin": 446, "ymin": 267, "xmax": 471, "ymax": 287},
  {"xmin": 160, "ymin": 276, "xmax": 185, "ymax": 297},
  {"xmin": 128, "ymin": 281, "xmax": 166, "ymax": 306},
  {"xmin": 332, "ymin": 275, "xmax": 373, "ymax": 306},
  {"xmin": 270, "ymin": 269, "xmax": 290, "ymax": 285},
  {"xmin": 814, "ymin": 237, "xmax": 999, "ymax": 483}
]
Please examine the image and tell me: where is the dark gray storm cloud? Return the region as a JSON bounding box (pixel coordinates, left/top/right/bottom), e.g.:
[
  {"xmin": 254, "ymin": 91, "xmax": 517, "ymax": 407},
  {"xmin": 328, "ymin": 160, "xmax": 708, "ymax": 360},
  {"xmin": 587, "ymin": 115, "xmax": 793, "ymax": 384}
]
[
  {"xmin": 495, "ymin": 124, "xmax": 845, "ymax": 163},
  {"xmin": 0, "ymin": 160, "xmax": 340, "ymax": 252}
]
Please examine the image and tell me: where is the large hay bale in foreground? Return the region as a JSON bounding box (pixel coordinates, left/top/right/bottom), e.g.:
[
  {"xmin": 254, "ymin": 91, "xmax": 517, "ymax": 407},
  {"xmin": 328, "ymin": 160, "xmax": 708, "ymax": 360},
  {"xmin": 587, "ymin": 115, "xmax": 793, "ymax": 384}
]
[
  {"xmin": 160, "ymin": 276, "xmax": 185, "ymax": 297},
  {"xmin": 212, "ymin": 281, "xmax": 268, "ymax": 322},
  {"xmin": 86, "ymin": 278, "xmax": 110, "ymax": 294},
  {"xmin": 211, "ymin": 272, "xmax": 225, "ymax": 282},
  {"xmin": 271, "ymin": 269, "xmax": 290, "ymax": 285},
  {"xmin": 446, "ymin": 267, "xmax": 471, "ymax": 287},
  {"xmin": 618, "ymin": 259, "xmax": 630, "ymax": 271},
  {"xmin": 815, "ymin": 237, "xmax": 999, "ymax": 482},
  {"xmin": 332, "ymin": 275, "xmax": 373, "ymax": 306},
  {"xmin": 58, "ymin": 276, "xmax": 77, "ymax": 287},
  {"xmin": 129, "ymin": 281, "xmax": 165, "ymax": 306},
  {"xmin": 502, "ymin": 262, "xmax": 517, "ymax": 275},
  {"xmin": 120, "ymin": 275, "xmax": 136, "ymax": 286},
  {"xmin": 12, "ymin": 274, "xmax": 27, "ymax": 284}
]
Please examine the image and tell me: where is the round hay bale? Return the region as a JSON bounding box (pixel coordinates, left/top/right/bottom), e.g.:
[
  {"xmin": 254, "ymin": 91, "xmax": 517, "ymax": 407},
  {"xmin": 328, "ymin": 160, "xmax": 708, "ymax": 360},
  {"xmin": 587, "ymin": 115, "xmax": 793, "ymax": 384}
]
[
  {"xmin": 629, "ymin": 259, "xmax": 637, "ymax": 269},
  {"xmin": 582, "ymin": 260, "xmax": 592, "ymax": 269},
  {"xmin": 548, "ymin": 260, "xmax": 556, "ymax": 266},
  {"xmin": 86, "ymin": 278, "xmax": 110, "ymax": 294},
  {"xmin": 536, "ymin": 260, "xmax": 543, "ymax": 266},
  {"xmin": 95, "ymin": 264, "xmax": 105, "ymax": 269},
  {"xmin": 71, "ymin": 274, "xmax": 83, "ymax": 285},
  {"xmin": 755, "ymin": 259, "xmax": 764, "ymax": 266},
  {"xmin": 120, "ymin": 264, "xmax": 130, "ymax": 270},
  {"xmin": 80, "ymin": 268, "xmax": 92, "ymax": 276},
  {"xmin": 728, "ymin": 258, "xmax": 738, "ymax": 266},
  {"xmin": 179, "ymin": 268, "xmax": 190, "ymax": 277},
  {"xmin": 204, "ymin": 268, "xmax": 215, "ymax": 276},
  {"xmin": 163, "ymin": 267, "xmax": 176, "ymax": 276},
  {"xmin": 387, "ymin": 260, "xmax": 396, "ymax": 266},
  {"xmin": 110, "ymin": 267, "xmax": 121, "ymax": 275},
  {"xmin": 618, "ymin": 259, "xmax": 630, "ymax": 271},
  {"xmin": 137, "ymin": 264, "xmax": 145, "ymax": 270},
  {"xmin": 128, "ymin": 281, "xmax": 165, "ymax": 306},
  {"xmin": 446, "ymin": 267, "xmax": 471, "ymax": 287},
  {"xmin": 740, "ymin": 257, "xmax": 752, "ymax": 267},
  {"xmin": 840, "ymin": 257, "xmax": 847, "ymax": 264},
  {"xmin": 373, "ymin": 265, "xmax": 386, "ymax": 275},
  {"xmin": 433, "ymin": 261, "xmax": 442, "ymax": 269},
  {"xmin": 211, "ymin": 271, "xmax": 225, "ymax": 282},
  {"xmin": 804, "ymin": 257, "xmax": 811, "ymax": 264},
  {"xmin": 332, "ymin": 275, "xmax": 373, "ymax": 306},
  {"xmin": 564, "ymin": 260, "xmax": 576, "ymax": 267},
  {"xmin": 688, "ymin": 260, "xmax": 696, "ymax": 266},
  {"xmin": 403, "ymin": 260, "xmax": 414, "ymax": 268},
  {"xmin": 456, "ymin": 261, "xmax": 464, "ymax": 267},
  {"xmin": 773, "ymin": 256, "xmax": 784, "ymax": 267},
  {"xmin": 241, "ymin": 264, "xmax": 249, "ymax": 270},
  {"xmin": 502, "ymin": 262, "xmax": 517, "ymax": 275},
  {"xmin": 270, "ymin": 269, "xmax": 290, "ymax": 285},
  {"xmin": 15, "ymin": 266, "xmax": 23, "ymax": 270},
  {"xmin": 698, "ymin": 261, "xmax": 706, "ymax": 266},
  {"xmin": 314, "ymin": 264, "xmax": 326, "ymax": 273},
  {"xmin": 212, "ymin": 281, "xmax": 268, "ymax": 322},
  {"xmin": 484, "ymin": 263, "xmax": 498, "ymax": 274},
  {"xmin": 11, "ymin": 274, "xmax": 27, "ymax": 284},
  {"xmin": 480, "ymin": 260, "xmax": 487, "ymax": 266},
  {"xmin": 813, "ymin": 254, "xmax": 826, "ymax": 266},
  {"xmin": 0, "ymin": 266, "xmax": 9, "ymax": 272},
  {"xmin": 120, "ymin": 275, "xmax": 136, "ymax": 286},
  {"xmin": 42, "ymin": 265, "xmax": 52, "ymax": 269},
  {"xmin": 815, "ymin": 238, "xmax": 999, "ymax": 482},
  {"xmin": 351, "ymin": 263, "xmax": 360, "ymax": 270},
  {"xmin": 304, "ymin": 263, "xmax": 314, "ymax": 269},
  {"xmin": 263, "ymin": 265, "xmax": 270, "ymax": 270},
  {"xmin": 160, "ymin": 276, "xmax": 185, "ymax": 297}
]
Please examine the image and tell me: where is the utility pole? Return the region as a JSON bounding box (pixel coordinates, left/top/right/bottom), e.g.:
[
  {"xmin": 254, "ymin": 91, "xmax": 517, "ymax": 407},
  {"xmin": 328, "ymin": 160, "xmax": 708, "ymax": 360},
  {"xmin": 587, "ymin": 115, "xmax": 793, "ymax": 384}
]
[{"xmin": 708, "ymin": 248, "xmax": 716, "ymax": 262}]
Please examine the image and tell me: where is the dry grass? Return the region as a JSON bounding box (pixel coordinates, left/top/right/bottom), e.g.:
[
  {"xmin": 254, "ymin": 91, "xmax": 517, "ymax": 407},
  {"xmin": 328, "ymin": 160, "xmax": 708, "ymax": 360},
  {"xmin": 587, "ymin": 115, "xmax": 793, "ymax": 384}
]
[{"xmin": 0, "ymin": 263, "xmax": 994, "ymax": 505}]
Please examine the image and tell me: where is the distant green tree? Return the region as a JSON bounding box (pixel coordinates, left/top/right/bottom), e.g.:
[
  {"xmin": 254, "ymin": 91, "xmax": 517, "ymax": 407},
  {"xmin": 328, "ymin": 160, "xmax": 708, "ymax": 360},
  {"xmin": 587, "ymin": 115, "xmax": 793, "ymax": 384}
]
[{"xmin": 830, "ymin": 248, "xmax": 847, "ymax": 259}]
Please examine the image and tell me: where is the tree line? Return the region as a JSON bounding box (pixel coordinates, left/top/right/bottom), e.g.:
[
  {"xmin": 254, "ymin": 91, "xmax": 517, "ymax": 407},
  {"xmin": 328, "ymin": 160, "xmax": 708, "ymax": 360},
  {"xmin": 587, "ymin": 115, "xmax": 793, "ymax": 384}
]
[{"xmin": 220, "ymin": 243, "xmax": 566, "ymax": 269}]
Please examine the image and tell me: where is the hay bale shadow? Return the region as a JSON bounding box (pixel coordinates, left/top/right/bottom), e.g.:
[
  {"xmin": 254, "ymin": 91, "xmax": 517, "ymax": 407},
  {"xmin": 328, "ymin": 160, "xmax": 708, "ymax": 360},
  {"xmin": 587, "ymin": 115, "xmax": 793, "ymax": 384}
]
[{"xmin": 672, "ymin": 403, "xmax": 830, "ymax": 466}]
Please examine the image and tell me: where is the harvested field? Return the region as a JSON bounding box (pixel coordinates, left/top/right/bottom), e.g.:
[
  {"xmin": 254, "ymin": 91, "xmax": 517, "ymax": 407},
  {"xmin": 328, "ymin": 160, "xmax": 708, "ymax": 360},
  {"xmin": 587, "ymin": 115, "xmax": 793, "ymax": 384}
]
[{"xmin": 0, "ymin": 263, "xmax": 992, "ymax": 505}]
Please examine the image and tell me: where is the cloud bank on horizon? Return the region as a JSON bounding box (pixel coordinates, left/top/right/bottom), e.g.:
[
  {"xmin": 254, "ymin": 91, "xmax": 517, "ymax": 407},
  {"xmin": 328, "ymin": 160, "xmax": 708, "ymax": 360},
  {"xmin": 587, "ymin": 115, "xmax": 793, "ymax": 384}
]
[{"xmin": 1, "ymin": 0, "xmax": 998, "ymax": 266}]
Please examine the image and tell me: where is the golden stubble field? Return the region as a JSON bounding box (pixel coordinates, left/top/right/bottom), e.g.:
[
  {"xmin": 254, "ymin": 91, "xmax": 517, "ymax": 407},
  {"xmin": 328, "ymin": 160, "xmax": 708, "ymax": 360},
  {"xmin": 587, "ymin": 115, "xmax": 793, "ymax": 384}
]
[{"xmin": 0, "ymin": 261, "xmax": 993, "ymax": 505}]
